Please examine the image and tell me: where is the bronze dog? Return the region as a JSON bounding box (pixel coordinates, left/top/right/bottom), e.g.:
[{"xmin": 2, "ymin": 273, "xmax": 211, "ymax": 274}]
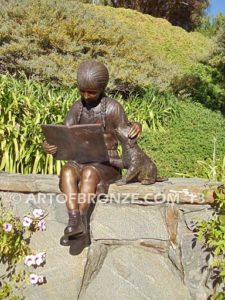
[{"xmin": 110, "ymin": 126, "xmax": 167, "ymax": 185}]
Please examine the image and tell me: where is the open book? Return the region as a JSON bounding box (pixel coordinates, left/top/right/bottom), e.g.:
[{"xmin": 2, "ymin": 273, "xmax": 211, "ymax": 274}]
[{"xmin": 41, "ymin": 124, "xmax": 109, "ymax": 163}]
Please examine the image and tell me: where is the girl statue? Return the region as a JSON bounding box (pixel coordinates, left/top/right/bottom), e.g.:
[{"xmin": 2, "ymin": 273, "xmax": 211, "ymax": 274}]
[{"xmin": 43, "ymin": 60, "xmax": 141, "ymax": 246}]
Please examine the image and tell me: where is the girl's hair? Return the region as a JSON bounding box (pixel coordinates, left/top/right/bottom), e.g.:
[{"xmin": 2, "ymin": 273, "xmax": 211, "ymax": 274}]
[
  {"xmin": 77, "ymin": 97, "xmax": 107, "ymax": 129},
  {"xmin": 77, "ymin": 60, "xmax": 109, "ymax": 91},
  {"xmin": 77, "ymin": 101, "xmax": 83, "ymax": 125},
  {"xmin": 101, "ymin": 97, "xmax": 106, "ymax": 129}
]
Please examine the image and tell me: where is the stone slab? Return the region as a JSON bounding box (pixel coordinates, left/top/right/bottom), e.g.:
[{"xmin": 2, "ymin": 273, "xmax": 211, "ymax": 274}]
[
  {"xmin": 80, "ymin": 245, "xmax": 191, "ymax": 300},
  {"xmin": 108, "ymin": 178, "xmax": 220, "ymax": 204},
  {"xmin": 183, "ymin": 208, "xmax": 214, "ymax": 231},
  {"xmin": 91, "ymin": 202, "xmax": 168, "ymax": 241},
  {"xmin": 181, "ymin": 233, "xmax": 212, "ymax": 299},
  {"xmin": 0, "ymin": 172, "xmax": 60, "ymax": 193}
]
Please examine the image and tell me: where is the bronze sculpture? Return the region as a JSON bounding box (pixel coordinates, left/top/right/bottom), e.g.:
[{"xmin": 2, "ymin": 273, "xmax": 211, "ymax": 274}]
[
  {"xmin": 110, "ymin": 126, "xmax": 167, "ymax": 185},
  {"xmin": 43, "ymin": 60, "xmax": 142, "ymax": 246}
]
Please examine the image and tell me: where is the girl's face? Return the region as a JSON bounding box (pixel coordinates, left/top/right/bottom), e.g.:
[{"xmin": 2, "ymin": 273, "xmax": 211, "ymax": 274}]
[{"xmin": 79, "ymin": 89, "xmax": 102, "ymax": 104}]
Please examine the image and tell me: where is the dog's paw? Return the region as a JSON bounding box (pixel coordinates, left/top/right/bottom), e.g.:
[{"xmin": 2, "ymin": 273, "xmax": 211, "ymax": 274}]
[
  {"xmin": 115, "ymin": 179, "xmax": 126, "ymax": 186},
  {"xmin": 141, "ymin": 179, "xmax": 155, "ymax": 185}
]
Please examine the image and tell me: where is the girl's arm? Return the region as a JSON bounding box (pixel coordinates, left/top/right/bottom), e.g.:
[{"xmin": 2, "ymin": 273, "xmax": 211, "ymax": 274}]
[
  {"xmin": 111, "ymin": 101, "xmax": 142, "ymax": 139},
  {"xmin": 64, "ymin": 101, "xmax": 81, "ymax": 126}
]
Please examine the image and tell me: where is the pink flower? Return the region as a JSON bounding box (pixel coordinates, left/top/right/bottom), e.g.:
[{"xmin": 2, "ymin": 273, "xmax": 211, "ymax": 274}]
[
  {"xmin": 35, "ymin": 252, "xmax": 46, "ymax": 266},
  {"xmin": 38, "ymin": 275, "xmax": 46, "ymax": 284},
  {"xmin": 3, "ymin": 223, "xmax": 12, "ymax": 232},
  {"xmin": 30, "ymin": 274, "xmax": 39, "ymax": 285},
  {"xmin": 29, "ymin": 274, "xmax": 46, "ymax": 285},
  {"xmin": 37, "ymin": 219, "xmax": 46, "ymax": 231},
  {"xmin": 24, "ymin": 255, "xmax": 36, "ymax": 267},
  {"xmin": 23, "ymin": 216, "xmax": 33, "ymax": 227},
  {"xmin": 33, "ymin": 209, "xmax": 44, "ymax": 218}
]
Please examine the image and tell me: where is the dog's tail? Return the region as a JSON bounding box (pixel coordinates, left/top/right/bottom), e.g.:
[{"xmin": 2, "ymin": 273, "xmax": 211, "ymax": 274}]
[{"xmin": 156, "ymin": 176, "xmax": 168, "ymax": 182}]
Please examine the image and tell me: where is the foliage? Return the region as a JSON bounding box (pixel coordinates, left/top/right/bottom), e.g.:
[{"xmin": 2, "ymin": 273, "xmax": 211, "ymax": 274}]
[
  {"xmin": 198, "ymin": 13, "xmax": 225, "ymax": 37},
  {"xmin": 194, "ymin": 156, "xmax": 225, "ymax": 184},
  {"xmin": 0, "ymin": 0, "xmax": 213, "ymax": 92},
  {"xmin": 173, "ymin": 26, "xmax": 225, "ymax": 114},
  {"xmin": 197, "ymin": 189, "xmax": 225, "ymax": 299},
  {"xmin": 0, "ymin": 74, "xmax": 79, "ymax": 174},
  {"xmin": 119, "ymin": 86, "xmax": 179, "ymax": 132},
  {"xmin": 0, "ymin": 74, "xmax": 178, "ymax": 175},
  {"xmin": 91, "ymin": 0, "xmax": 209, "ymax": 31},
  {"xmin": 139, "ymin": 100, "xmax": 225, "ymax": 177}
]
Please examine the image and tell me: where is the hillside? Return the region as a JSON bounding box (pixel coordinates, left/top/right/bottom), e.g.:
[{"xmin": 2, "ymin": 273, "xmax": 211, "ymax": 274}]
[{"xmin": 0, "ymin": 0, "xmax": 213, "ymax": 90}]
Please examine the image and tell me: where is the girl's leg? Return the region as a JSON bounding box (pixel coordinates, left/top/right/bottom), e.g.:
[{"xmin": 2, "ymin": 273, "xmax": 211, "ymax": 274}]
[
  {"xmin": 59, "ymin": 165, "xmax": 79, "ymax": 210},
  {"xmin": 79, "ymin": 166, "xmax": 101, "ymax": 215},
  {"xmin": 59, "ymin": 165, "xmax": 83, "ymax": 237}
]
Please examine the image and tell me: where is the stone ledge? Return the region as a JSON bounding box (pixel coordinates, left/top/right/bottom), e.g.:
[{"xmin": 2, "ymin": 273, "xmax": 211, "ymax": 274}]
[
  {"xmin": 108, "ymin": 177, "xmax": 220, "ymax": 204},
  {"xmin": 0, "ymin": 173, "xmax": 220, "ymax": 204},
  {"xmin": 0, "ymin": 172, "xmax": 60, "ymax": 193}
]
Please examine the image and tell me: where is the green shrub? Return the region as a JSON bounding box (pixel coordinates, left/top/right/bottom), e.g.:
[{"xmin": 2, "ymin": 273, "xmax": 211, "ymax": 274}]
[
  {"xmin": 197, "ymin": 13, "xmax": 225, "ymax": 38},
  {"xmin": 0, "ymin": 0, "xmax": 213, "ymax": 91},
  {"xmin": 139, "ymin": 100, "xmax": 225, "ymax": 177},
  {"xmin": 173, "ymin": 27, "xmax": 225, "ymax": 113},
  {"xmin": 119, "ymin": 86, "xmax": 179, "ymax": 132}
]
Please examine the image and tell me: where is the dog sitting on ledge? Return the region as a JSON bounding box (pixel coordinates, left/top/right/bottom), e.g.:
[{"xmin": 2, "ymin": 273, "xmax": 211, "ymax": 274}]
[{"xmin": 110, "ymin": 126, "xmax": 167, "ymax": 186}]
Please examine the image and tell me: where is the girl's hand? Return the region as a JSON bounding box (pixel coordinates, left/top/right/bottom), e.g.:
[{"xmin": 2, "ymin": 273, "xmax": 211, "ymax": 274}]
[
  {"xmin": 42, "ymin": 141, "xmax": 58, "ymax": 155},
  {"xmin": 128, "ymin": 122, "xmax": 142, "ymax": 139}
]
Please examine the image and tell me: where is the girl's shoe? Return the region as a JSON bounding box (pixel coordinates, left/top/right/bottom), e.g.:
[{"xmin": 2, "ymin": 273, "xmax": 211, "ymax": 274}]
[{"xmin": 64, "ymin": 210, "xmax": 84, "ymax": 237}]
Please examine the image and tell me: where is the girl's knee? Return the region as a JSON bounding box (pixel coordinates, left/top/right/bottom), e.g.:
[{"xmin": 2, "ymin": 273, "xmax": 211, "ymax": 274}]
[
  {"xmin": 61, "ymin": 165, "xmax": 78, "ymax": 177},
  {"xmin": 59, "ymin": 166, "xmax": 78, "ymax": 190},
  {"xmin": 80, "ymin": 166, "xmax": 100, "ymax": 183}
]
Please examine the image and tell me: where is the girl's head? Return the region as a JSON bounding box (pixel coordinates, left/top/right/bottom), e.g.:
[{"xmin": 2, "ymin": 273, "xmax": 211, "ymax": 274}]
[{"xmin": 77, "ymin": 60, "xmax": 109, "ymax": 103}]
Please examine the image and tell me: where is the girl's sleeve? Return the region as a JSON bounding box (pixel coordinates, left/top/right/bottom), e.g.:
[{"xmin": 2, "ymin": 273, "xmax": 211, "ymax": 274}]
[
  {"xmin": 63, "ymin": 101, "xmax": 80, "ymax": 126},
  {"xmin": 110, "ymin": 101, "xmax": 130, "ymax": 129}
]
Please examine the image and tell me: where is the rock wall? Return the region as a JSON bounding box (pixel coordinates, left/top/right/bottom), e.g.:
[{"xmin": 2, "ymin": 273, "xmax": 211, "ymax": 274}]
[{"xmin": 0, "ymin": 174, "xmax": 220, "ymax": 300}]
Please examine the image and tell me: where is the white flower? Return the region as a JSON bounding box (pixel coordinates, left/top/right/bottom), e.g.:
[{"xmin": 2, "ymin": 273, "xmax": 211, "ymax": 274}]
[
  {"xmin": 30, "ymin": 274, "xmax": 39, "ymax": 285},
  {"xmin": 23, "ymin": 216, "xmax": 33, "ymax": 227},
  {"xmin": 3, "ymin": 223, "xmax": 12, "ymax": 232},
  {"xmin": 33, "ymin": 209, "xmax": 44, "ymax": 218},
  {"xmin": 24, "ymin": 255, "xmax": 36, "ymax": 267},
  {"xmin": 37, "ymin": 219, "xmax": 46, "ymax": 231}
]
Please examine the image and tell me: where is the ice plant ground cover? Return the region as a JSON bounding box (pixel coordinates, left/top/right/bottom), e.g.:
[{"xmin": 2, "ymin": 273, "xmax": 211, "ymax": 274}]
[{"xmin": 0, "ymin": 200, "xmax": 47, "ymax": 299}]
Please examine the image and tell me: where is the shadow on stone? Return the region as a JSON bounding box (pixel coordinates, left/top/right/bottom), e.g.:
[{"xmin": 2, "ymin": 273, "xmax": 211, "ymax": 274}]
[{"xmin": 69, "ymin": 235, "xmax": 91, "ymax": 255}]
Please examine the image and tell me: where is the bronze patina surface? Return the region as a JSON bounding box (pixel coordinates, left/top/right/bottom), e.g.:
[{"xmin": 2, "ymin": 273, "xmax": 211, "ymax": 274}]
[{"xmin": 42, "ymin": 124, "xmax": 109, "ymax": 163}]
